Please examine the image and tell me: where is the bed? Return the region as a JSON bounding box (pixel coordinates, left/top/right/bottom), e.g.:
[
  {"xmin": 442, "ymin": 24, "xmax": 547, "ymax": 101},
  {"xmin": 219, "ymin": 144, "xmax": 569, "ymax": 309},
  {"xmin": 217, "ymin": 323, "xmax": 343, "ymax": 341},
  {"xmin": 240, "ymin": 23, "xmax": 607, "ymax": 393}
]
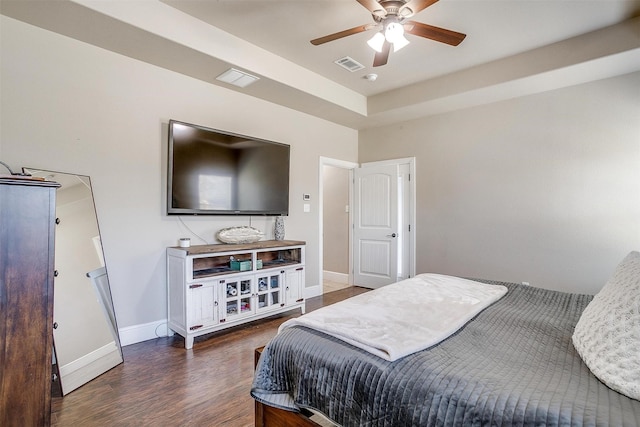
[{"xmin": 252, "ymin": 252, "xmax": 640, "ymax": 426}]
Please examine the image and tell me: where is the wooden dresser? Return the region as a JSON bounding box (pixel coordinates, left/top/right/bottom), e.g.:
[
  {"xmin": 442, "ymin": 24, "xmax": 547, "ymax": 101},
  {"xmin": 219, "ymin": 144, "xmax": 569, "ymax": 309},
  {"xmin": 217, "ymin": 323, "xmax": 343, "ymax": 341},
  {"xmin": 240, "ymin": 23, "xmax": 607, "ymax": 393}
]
[{"xmin": 0, "ymin": 177, "xmax": 60, "ymax": 426}]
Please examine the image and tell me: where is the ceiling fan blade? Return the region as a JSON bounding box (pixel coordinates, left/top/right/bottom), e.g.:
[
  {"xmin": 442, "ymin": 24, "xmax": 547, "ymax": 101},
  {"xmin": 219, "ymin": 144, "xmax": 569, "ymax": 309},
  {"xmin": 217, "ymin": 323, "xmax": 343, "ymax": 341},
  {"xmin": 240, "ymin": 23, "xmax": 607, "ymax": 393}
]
[
  {"xmin": 399, "ymin": 0, "xmax": 439, "ymax": 17},
  {"xmin": 404, "ymin": 21, "xmax": 466, "ymax": 46},
  {"xmin": 373, "ymin": 41, "xmax": 391, "ymax": 67},
  {"xmin": 311, "ymin": 24, "xmax": 373, "ymax": 45},
  {"xmin": 356, "ymin": 0, "xmax": 385, "ymax": 15}
]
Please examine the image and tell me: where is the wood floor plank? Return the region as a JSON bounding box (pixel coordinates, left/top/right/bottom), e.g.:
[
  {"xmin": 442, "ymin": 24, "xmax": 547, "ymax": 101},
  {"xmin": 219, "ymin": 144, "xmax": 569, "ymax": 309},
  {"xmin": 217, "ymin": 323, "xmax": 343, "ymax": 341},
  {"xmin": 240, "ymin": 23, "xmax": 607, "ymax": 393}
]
[{"xmin": 51, "ymin": 287, "xmax": 369, "ymax": 426}]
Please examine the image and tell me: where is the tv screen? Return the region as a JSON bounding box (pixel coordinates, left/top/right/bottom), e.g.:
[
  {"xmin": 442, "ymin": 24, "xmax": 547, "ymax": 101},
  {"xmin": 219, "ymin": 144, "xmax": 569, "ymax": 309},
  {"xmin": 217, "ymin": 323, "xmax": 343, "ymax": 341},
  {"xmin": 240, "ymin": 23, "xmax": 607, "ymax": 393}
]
[{"xmin": 167, "ymin": 120, "xmax": 290, "ymax": 216}]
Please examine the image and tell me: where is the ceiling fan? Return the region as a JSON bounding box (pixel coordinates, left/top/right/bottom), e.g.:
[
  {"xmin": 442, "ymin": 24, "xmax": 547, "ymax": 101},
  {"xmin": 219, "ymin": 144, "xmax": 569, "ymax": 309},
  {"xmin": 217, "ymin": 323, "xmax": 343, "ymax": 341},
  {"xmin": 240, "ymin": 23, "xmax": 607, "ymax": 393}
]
[{"xmin": 311, "ymin": 0, "xmax": 466, "ymax": 67}]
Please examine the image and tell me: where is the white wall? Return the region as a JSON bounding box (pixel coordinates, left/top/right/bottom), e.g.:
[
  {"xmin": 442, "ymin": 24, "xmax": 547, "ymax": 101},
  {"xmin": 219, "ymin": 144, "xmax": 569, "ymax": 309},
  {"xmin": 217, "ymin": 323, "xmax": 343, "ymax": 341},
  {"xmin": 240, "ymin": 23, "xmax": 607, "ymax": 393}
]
[
  {"xmin": 360, "ymin": 71, "xmax": 640, "ymax": 295},
  {"xmin": 0, "ymin": 17, "xmax": 358, "ymax": 342}
]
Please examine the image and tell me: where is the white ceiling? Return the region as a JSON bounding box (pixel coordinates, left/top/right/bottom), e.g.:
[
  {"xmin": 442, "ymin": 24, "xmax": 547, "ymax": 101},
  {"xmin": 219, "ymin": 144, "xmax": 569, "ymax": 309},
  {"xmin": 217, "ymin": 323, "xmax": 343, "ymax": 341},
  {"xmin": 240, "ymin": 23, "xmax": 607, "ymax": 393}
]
[
  {"xmin": 162, "ymin": 0, "xmax": 640, "ymax": 96},
  {"xmin": 2, "ymin": 0, "xmax": 639, "ymax": 129}
]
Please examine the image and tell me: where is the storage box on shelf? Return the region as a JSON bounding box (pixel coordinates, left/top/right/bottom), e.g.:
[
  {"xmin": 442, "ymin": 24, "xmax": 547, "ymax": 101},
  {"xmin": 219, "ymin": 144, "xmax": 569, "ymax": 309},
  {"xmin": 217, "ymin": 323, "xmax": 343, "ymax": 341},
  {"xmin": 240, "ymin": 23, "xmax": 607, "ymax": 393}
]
[{"xmin": 167, "ymin": 240, "xmax": 306, "ymax": 349}]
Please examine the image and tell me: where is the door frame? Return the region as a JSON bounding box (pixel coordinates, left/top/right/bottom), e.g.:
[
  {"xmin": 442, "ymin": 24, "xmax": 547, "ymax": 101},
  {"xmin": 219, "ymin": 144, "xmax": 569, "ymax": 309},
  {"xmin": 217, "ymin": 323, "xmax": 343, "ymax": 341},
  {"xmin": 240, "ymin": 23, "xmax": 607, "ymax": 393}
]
[
  {"xmin": 316, "ymin": 157, "xmax": 358, "ymax": 298},
  {"xmin": 315, "ymin": 156, "xmax": 416, "ymax": 297}
]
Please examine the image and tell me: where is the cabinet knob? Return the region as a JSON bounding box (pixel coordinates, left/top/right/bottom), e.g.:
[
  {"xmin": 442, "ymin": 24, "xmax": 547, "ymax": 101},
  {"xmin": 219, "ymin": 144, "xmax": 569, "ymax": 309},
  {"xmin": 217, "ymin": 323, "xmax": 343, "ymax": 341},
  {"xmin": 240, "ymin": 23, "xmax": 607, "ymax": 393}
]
[
  {"xmin": 53, "ymin": 322, "xmax": 58, "ymax": 329},
  {"xmin": 55, "ymin": 217, "xmax": 61, "ymax": 225},
  {"xmin": 54, "ymin": 270, "xmax": 59, "ymax": 277}
]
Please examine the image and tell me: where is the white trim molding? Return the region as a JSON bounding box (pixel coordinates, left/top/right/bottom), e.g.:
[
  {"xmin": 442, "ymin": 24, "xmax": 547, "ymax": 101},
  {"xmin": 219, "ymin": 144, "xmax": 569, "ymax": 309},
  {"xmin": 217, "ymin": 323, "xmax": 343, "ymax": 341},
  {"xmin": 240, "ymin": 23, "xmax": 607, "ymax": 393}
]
[
  {"xmin": 319, "ymin": 156, "xmax": 358, "ymax": 295},
  {"xmin": 119, "ymin": 319, "xmax": 171, "ymax": 347}
]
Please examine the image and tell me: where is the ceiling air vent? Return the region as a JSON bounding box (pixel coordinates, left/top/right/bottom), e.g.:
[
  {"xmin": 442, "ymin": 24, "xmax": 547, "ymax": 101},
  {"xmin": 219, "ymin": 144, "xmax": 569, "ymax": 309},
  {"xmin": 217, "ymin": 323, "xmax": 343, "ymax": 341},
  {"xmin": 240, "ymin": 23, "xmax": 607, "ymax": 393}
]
[
  {"xmin": 216, "ymin": 68, "xmax": 260, "ymax": 88},
  {"xmin": 334, "ymin": 56, "xmax": 365, "ymax": 72}
]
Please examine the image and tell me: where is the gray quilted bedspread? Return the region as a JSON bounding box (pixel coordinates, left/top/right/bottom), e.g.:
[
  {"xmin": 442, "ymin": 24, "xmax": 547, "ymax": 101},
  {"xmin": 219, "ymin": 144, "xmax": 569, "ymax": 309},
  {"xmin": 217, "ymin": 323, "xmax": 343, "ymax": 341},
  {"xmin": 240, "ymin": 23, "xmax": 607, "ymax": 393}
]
[{"xmin": 251, "ymin": 281, "xmax": 640, "ymax": 426}]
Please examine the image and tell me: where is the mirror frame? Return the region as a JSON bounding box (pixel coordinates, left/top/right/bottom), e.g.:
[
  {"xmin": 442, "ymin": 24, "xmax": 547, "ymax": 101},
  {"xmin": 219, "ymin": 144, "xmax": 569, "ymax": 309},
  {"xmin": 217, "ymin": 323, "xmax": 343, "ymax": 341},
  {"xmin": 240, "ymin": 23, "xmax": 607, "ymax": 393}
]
[{"xmin": 24, "ymin": 168, "xmax": 123, "ymax": 395}]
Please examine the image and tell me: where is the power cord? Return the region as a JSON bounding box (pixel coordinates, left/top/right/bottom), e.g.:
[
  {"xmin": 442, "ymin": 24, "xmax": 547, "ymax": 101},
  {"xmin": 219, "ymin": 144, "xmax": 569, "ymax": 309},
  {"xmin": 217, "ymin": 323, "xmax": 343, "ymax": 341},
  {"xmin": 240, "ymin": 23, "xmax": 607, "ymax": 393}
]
[
  {"xmin": 177, "ymin": 216, "xmax": 209, "ymax": 245},
  {"xmin": 0, "ymin": 160, "xmax": 31, "ymax": 176}
]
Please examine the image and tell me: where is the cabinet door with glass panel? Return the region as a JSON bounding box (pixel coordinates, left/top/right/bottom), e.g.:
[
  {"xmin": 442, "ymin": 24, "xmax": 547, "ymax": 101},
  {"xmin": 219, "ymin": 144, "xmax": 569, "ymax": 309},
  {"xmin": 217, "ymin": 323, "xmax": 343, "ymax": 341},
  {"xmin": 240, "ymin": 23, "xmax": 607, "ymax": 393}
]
[
  {"xmin": 256, "ymin": 272, "xmax": 285, "ymax": 313},
  {"xmin": 220, "ymin": 275, "xmax": 255, "ymax": 323}
]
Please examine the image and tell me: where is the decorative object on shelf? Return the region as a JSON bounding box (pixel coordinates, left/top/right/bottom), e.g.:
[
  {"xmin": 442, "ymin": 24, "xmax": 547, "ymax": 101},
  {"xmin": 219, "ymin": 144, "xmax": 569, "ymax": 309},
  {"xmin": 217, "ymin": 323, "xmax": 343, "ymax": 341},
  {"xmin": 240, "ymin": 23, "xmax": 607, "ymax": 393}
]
[
  {"xmin": 230, "ymin": 259, "xmax": 252, "ymax": 271},
  {"xmin": 179, "ymin": 238, "xmax": 190, "ymax": 248},
  {"xmin": 274, "ymin": 216, "xmax": 285, "ymax": 241},
  {"xmin": 227, "ymin": 284, "xmax": 237, "ymax": 296},
  {"xmin": 216, "ymin": 226, "xmax": 264, "ymax": 244}
]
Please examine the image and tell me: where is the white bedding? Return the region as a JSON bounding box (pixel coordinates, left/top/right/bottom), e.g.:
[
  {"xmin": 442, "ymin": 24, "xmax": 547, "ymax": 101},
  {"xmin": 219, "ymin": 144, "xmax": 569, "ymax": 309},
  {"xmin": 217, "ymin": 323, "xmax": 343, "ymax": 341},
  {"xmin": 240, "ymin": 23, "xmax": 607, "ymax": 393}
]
[{"xmin": 279, "ymin": 273, "xmax": 508, "ymax": 361}]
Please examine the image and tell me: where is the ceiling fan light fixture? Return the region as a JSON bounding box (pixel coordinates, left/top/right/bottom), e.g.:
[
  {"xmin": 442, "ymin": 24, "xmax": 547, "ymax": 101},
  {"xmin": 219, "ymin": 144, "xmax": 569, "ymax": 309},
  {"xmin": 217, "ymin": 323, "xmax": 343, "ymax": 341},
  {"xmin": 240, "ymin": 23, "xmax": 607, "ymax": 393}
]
[
  {"xmin": 384, "ymin": 21, "xmax": 404, "ymax": 44},
  {"xmin": 392, "ymin": 34, "xmax": 410, "ymax": 52},
  {"xmin": 310, "ymin": 0, "xmax": 466, "ymax": 68},
  {"xmin": 367, "ymin": 32, "xmax": 385, "ymax": 52}
]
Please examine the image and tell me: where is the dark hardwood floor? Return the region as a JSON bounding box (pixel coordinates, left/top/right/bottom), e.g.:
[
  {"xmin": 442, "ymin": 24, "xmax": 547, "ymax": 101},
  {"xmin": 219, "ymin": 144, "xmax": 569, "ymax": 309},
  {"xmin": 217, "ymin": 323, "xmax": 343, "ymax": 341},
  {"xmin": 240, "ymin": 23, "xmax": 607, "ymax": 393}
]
[{"xmin": 51, "ymin": 286, "xmax": 369, "ymax": 427}]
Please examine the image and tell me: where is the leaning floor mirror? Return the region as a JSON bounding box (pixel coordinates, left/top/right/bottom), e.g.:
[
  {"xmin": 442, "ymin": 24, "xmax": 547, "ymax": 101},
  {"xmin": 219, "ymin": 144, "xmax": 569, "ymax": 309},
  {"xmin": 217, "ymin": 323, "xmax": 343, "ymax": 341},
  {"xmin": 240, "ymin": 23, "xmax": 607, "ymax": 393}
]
[{"xmin": 25, "ymin": 168, "xmax": 123, "ymax": 395}]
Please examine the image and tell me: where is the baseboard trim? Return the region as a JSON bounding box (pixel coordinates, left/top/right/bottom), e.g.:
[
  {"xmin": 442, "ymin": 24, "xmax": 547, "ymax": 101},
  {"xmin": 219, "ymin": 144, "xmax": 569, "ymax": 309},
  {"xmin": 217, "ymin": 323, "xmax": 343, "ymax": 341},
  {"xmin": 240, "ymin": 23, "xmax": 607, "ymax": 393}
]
[
  {"xmin": 119, "ymin": 320, "xmax": 171, "ymax": 347},
  {"xmin": 323, "ymin": 270, "xmax": 349, "ymax": 284},
  {"xmin": 119, "ymin": 283, "xmax": 338, "ymax": 346}
]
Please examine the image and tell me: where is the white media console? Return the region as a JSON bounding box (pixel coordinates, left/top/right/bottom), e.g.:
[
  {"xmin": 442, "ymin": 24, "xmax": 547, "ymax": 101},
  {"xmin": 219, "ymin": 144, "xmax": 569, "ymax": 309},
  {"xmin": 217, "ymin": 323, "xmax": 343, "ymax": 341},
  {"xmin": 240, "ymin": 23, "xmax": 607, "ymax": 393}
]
[{"xmin": 167, "ymin": 240, "xmax": 306, "ymax": 349}]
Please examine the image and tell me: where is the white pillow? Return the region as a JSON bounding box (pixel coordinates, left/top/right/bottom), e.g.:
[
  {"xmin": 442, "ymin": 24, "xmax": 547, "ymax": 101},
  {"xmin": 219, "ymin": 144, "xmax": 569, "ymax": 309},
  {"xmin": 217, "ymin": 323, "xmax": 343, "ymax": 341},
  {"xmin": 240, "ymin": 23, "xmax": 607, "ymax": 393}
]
[{"xmin": 572, "ymin": 251, "xmax": 640, "ymax": 400}]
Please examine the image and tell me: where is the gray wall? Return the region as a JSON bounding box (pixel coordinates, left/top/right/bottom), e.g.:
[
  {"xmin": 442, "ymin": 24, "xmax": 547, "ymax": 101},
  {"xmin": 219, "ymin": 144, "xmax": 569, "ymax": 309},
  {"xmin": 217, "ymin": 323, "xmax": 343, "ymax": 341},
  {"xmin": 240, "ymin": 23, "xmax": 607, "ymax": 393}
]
[{"xmin": 360, "ymin": 71, "xmax": 640, "ymax": 295}]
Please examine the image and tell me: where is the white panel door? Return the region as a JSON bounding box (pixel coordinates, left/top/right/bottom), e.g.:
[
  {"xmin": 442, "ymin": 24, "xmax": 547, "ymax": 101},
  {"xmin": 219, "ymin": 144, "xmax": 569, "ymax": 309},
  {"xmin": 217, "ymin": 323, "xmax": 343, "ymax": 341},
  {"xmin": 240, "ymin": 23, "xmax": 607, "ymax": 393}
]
[
  {"xmin": 187, "ymin": 281, "xmax": 217, "ymax": 330},
  {"xmin": 353, "ymin": 163, "xmax": 399, "ymax": 288},
  {"xmin": 285, "ymin": 267, "xmax": 305, "ymax": 307}
]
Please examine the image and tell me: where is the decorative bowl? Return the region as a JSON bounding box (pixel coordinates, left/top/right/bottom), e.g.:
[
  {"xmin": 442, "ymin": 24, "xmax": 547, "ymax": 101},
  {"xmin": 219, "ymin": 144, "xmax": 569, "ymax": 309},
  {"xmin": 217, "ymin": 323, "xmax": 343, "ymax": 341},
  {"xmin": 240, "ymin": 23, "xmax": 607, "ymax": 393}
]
[{"xmin": 216, "ymin": 226, "xmax": 264, "ymax": 244}]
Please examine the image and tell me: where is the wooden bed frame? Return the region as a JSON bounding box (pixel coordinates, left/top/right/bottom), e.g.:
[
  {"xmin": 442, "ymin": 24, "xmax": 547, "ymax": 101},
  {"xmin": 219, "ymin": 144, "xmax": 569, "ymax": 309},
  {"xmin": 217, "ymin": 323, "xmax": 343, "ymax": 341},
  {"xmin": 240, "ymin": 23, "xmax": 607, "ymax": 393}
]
[{"xmin": 254, "ymin": 347, "xmax": 323, "ymax": 427}]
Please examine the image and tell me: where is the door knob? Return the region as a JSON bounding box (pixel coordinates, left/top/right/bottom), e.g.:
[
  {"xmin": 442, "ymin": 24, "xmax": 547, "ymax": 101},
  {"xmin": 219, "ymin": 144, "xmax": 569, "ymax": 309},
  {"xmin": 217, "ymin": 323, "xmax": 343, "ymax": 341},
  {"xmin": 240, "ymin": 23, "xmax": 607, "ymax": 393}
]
[{"xmin": 387, "ymin": 233, "xmax": 397, "ymax": 238}]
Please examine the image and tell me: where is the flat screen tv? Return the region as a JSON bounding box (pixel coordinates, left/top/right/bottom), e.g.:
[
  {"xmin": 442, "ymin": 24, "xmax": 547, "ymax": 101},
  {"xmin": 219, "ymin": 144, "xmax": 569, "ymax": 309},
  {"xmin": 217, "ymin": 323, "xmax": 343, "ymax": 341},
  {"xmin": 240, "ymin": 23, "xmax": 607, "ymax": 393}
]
[{"xmin": 167, "ymin": 120, "xmax": 290, "ymax": 216}]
